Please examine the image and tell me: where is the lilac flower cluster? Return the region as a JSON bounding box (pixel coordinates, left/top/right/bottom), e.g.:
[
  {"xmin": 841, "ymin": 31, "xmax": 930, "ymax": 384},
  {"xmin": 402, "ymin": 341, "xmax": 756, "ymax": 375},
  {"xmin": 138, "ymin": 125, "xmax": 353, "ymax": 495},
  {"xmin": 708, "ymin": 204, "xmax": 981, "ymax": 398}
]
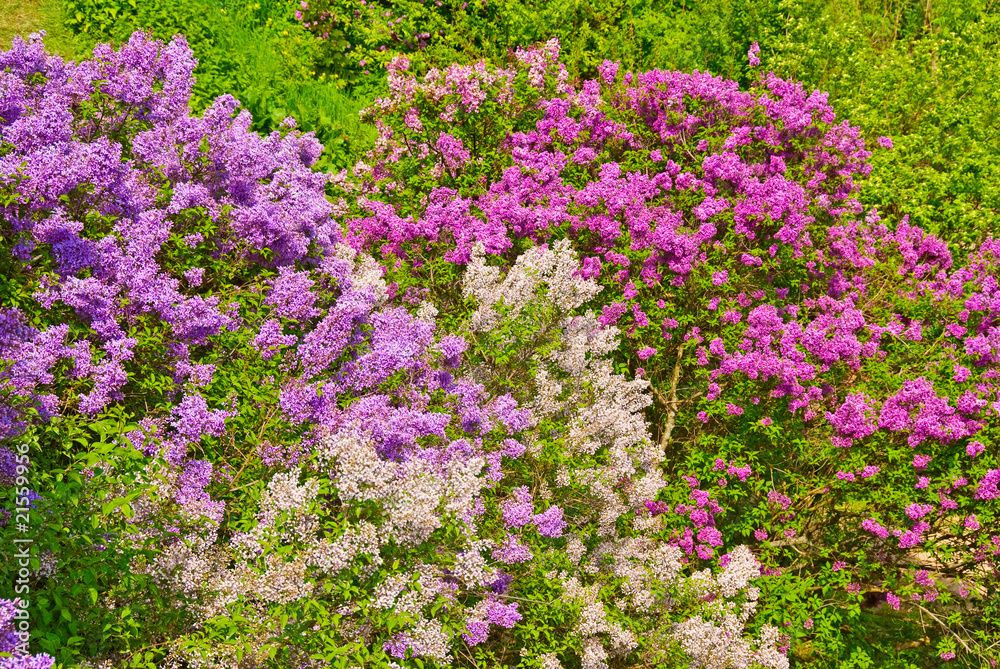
[
  {"xmin": 0, "ymin": 600, "xmax": 54, "ymax": 669},
  {"xmin": 1, "ymin": 31, "xmax": 335, "ymax": 440}
]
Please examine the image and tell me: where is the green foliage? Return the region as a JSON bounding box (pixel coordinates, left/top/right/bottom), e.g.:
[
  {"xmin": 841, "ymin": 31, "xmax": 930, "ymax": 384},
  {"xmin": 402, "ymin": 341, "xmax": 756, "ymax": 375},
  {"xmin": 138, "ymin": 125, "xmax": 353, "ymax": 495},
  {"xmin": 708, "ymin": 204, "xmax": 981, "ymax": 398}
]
[
  {"xmin": 761, "ymin": 0, "xmax": 1000, "ymax": 249},
  {"xmin": 0, "ymin": 410, "xmax": 177, "ymax": 667}
]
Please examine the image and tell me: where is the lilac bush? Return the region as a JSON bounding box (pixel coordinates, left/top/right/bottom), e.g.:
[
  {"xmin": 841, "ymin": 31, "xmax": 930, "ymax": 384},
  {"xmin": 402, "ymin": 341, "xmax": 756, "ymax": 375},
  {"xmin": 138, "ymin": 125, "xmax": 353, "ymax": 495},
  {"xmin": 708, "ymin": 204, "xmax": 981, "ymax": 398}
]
[
  {"xmin": 0, "ymin": 33, "xmax": 785, "ymax": 668},
  {"xmin": 1, "ymin": 30, "xmax": 336, "ymax": 440},
  {"xmin": 330, "ymin": 40, "xmax": 1000, "ymax": 664}
]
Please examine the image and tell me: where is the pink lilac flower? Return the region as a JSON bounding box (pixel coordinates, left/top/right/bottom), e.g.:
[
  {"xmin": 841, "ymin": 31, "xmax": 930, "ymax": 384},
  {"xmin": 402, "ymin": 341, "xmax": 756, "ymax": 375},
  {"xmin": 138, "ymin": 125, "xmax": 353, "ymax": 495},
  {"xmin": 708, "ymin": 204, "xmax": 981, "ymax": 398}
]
[
  {"xmin": 859, "ymin": 465, "xmax": 880, "ymax": 478},
  {"xmin": 768, "ymin": 491, "xmax": 792, "ymax": 510},
  {"xmin": 726, "ymin": 463, "xmax": 752, "ymax": 481},
  {"xmin": 905, "ymin": 503, "xmax": 934, "ymax": 520},
  {"xmin": 861, "ymin": 518, "xmax": 890, "ymax": 539},
  {"xmin": 974, "ymin": 469, "xmax": 1000, "ymax": 500}
]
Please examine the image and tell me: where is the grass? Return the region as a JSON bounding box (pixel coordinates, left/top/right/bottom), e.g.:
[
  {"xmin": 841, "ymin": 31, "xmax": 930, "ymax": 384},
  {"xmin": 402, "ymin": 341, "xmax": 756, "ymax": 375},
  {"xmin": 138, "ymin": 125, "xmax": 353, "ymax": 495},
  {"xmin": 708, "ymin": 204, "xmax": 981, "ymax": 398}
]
[{"xmin": 0, "ymin": 0, "xmax": 82, "ymax": 58}]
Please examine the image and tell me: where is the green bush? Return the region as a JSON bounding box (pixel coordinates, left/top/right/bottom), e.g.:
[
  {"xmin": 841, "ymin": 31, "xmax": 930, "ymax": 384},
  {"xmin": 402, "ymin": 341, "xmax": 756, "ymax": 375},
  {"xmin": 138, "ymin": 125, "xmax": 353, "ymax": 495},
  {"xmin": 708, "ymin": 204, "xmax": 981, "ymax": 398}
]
[{"xmin": 761, "ymin": 0, "xmax": 1000, "ymax": 249}]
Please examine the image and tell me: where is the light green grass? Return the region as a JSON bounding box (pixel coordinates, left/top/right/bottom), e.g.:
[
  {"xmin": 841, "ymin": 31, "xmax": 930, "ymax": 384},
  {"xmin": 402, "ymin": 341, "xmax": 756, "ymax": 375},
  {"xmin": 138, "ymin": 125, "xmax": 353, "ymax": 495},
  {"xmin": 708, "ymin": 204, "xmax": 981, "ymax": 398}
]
[{"xmin": 0, "ymin": 0, "xmax": 83, "ymax": 58}]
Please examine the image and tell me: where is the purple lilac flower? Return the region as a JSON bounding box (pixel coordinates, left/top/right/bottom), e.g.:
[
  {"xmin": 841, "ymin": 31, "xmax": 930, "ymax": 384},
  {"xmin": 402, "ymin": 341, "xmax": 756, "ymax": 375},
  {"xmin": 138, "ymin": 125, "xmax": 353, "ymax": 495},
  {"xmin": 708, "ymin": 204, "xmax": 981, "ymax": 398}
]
[
  {"xmin": 265, "ymin": 267, "xmax": 320, "ymax": 321},
  {"xmin": 383, "ymin": 636, "xmax": 408, "ymax": 658},
  {"xmin": 0, "ymin": 447, "xmax": 19, "ymax": 485},
  {"xmin": 170, "ymin": 392, "xmax": 234, "ymax": 444},
  {"xmin": 491, "ymin": 534, "xmax": 533, "ymax": 563},
  {"xmin": 462, "ymin": 619, "xmax": 490, "ymax": 646},
  {"xmin": 487, "ymin": 571, "xmax": 513, "ymax": 594},
  {"xmin": 501, "ymin": 486, "xmax": 534, "ymax": 527},
  {"xmin": 0, "ymin": 599, "xmax": 54, "ymax": 668},
  {"xmin": 484, "ymin": 600, "xmax": 521, "ymax": 628},
  {"xmin": 183, "ymin": 267, "xmax": 204, "ymax": 287},
  {"xmin": 532, "ymin": 505, "xmax": 567, "ymax": 538}
]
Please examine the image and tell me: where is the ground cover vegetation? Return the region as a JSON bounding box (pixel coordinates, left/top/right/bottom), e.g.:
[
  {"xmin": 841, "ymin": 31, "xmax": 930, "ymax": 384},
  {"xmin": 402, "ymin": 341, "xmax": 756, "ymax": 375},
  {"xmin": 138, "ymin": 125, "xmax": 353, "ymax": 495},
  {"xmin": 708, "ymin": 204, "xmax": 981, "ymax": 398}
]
[{"xmin": 0, "ymin": 0, "xmax": 999, "ymax": 668}]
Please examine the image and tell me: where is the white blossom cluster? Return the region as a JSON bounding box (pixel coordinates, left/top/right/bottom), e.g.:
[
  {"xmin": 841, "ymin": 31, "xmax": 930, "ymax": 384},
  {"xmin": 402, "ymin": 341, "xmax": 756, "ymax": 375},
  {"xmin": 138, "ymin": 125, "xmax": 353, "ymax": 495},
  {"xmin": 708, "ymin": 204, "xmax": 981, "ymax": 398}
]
[
  {"xmin": 318, "ymin": 428, "xmax": 487, "ymax": 546},
  {"xmin": 671, "ymin": 547, "xmax": 788, "ymax": 669},
  {"xmin": 461, "ymin": 243, "xmax": 784, "ymax": 669},
  {"xmin": 464, "ymin": 239, "xmax": 603, "ymax": 332},
  {"xmin": 463, "ymin": 242, "xmax": 662, "ymax": 533}
]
